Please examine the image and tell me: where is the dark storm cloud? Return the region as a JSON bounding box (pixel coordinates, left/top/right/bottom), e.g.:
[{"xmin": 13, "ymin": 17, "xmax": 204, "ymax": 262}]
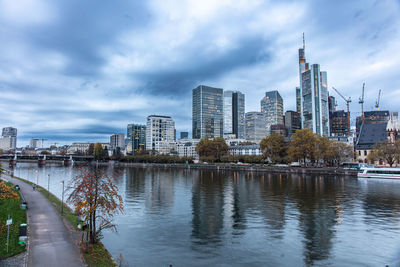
[
  {"xmin": 26, "ymin": 0, "xmax": 151, "ymax": 77},
  {"xmin": 137, "ymin": 36, "xmax": 270, "ymax": 95}
]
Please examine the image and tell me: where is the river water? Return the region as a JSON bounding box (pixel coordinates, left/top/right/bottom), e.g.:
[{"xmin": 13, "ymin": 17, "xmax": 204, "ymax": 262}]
[{"xmin": 5, "ymin": 163, "xmax": 400, "ymax": 266}]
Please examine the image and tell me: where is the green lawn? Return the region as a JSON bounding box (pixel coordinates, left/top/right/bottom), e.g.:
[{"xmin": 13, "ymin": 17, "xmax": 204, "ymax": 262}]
[{"xmin": 0, "ymin": 182, "xmax": 27, "ymax": 259}]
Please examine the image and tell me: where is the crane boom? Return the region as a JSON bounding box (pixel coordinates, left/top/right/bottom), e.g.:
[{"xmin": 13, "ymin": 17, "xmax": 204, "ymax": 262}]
[
  {"xmin": 332, "ymin": 87, "xmax": 351, "ymax": 136},
  {"xmin": 359, "ymin": 83, "xmax": 365, "ymax": 123},
  {"xmin": 375, "ymin": 89, "xmax": 381, "ymax": 111}
]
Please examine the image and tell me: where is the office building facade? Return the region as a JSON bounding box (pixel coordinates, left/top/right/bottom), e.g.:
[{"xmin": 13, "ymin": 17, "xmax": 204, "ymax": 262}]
[
  {"xmin": 1, "ymin": 127, "xmax": 17, "ymax": 149},
  {"xmin": 285, "ymin": 110, "xmax": 301, "ymax": 138},
  {"xmin": 110, "ymin": 133, "xmax": 125, "ymax": 149},
  {"xmin": 245, "ymin": 112, "xmax": 267, "ymax": 143},
  {"xmin": 330, "ymin": 110, "xmax": 349, "ymax": 136},
  {"xmin": 192, "ymin": 85, "xmax": 223, "ymax": 139},
  {"xmin": 298, "ymin": 37, "xmax": 330, "ymax": 136},
  {"xmin": 127, "ymin": 124, "xmax": 146, "ymax": 152},
  {"xmin": 296, "ymin": 87, "xmax": 301, "ymax": 114},
  {"xmin": 260, "ymin": 90, "xmax": 284, "ymax": 135},
  {"xmin": 146, "ymin": 115, "xmax": 175, "ymax": 153},
  {"xmin": 180, "ymin": 132, "xmax": 189, "ymax": 139},
  {"xmin": 223, "ymin": 90, "xmax": 245, "ymax": 138}
]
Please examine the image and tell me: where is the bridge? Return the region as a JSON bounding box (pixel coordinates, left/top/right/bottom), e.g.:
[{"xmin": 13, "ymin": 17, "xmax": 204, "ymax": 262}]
[{"xmin": 0, "ymin": 154, "xmax": 94, "ymax": 167}]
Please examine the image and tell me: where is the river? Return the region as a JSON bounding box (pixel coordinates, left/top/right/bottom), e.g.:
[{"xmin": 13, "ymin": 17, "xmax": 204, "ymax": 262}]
[{"xmin": 5, "ymin": 163, "xmax": 400, "ymax": 266}]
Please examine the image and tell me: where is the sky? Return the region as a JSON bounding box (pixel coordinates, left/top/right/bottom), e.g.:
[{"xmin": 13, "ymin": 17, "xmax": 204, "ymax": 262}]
[{"xmin": 1, "ymin": 0, "xmax": 400, "ymax": 146}]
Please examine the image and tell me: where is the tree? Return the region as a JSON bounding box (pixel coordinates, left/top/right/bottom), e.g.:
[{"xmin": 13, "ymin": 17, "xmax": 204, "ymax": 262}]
[
  {"xmin": 259, "ymin": 133, "xmax": 287, "ymax": 163},
  {"xmin": 195, "ymin": 138, "xmax": 228, "ymax": 162},
  {"xmin": 314, "ymin": 136, "xmax": 333, "ymax": 164},
  {"xmin": 368, "ymin": 140, "xmax": 398, "ymax": 167},
  {"xmin": 87, "ymin": 143, "xmax": 94, "ymax": 156},
  {"xmin": 93, "ymin": 143, "xmax": 103, "ymax": 161},
  {"xmin": 67, "ymin": 167, "xmax": 123, "ymax": 244},
  {"xmin": 288, "ymin": 129, "xmax": 316, "ymax": 164}
]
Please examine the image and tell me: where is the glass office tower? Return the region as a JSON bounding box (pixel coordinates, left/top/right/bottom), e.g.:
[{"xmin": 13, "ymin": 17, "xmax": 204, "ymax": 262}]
[
  {"xmin": 192, "ymin": 85, "xmax": 223, "ymax": 139},
  {"xmin": 260, "ymin": 90, "xmax": 284, "ymax": 135},
  {"xmin": 298, "ymin": 36, "xmax": 330, "ymax": 136},
  {"xmin": 223, "ymin": 90, "xmax": 245, "ymax": 138},
  {"xmin": 127, "ymin": 124, "xmax": 146, "ymax": 152}
]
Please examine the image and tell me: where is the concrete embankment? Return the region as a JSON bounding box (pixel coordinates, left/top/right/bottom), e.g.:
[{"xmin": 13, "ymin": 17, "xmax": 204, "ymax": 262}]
[{"xmin": 111, "ymin": 162, "xmax": 359, "ymax": 177}]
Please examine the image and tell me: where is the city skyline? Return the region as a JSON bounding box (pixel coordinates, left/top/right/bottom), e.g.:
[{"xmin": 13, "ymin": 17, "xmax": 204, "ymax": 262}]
[{"xmin": 1, "ymin": 0, "xmax": 400, "ymax": 145}]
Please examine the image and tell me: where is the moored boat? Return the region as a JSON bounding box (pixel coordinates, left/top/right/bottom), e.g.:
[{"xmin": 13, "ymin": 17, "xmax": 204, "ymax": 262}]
[{"xmin": 358, "ymin": 167, "xmax": 400, "ymax": 179}]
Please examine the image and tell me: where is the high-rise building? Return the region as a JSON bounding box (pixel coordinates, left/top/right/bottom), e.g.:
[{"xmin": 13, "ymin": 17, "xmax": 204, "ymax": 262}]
[
  {"xmin": 330, "ymin": 110, "xmax": 349, "ymax": 136},
  {"xmin": 29, "ymin": 138, "xmax": 40, "ymax": 149},
  {"xmin": 146, "ymin": 115, "xmax": 175, "ymax": 152},
  {"xmin": 298, "ymin": 36, "xmax": 330, "ymax": 136},
  {"xmin": 260, "ymin": 90, "xmax": 284, "ymax": 135},
  {"xmin": 1, "ymin": 127, "xmax": 17, "ymax": 149},
  {"xmin": 296, "ymin": 87, "xmax": 301, "ymax": 114},
  {"xmin": 245, "ymin": 112, "xmax": 267, "ymax": 143},
  {"xmin": 223, "ymin": 90, "xmax": 245, "ymax": 138},
  {"xmin": 192, "ymin": 85, "xmax": 223, "ymax": 139},
  {"xmin": 285, "ymin": 111, "xmax": 301, "ymax": 138},
  {"xmin": 127, "ymin": 124, "xmax": 146, "ymax": 152},
  {"xmin": 110, "ymin": 133, "xmax": 125, "ymax": 150},
  {"xmin": 180, "ymin": 132, "xmax": 189, "ymax": 139},
  {"xmin": 328, "ymin": 95, "xmax": 336, "ymax": 114}
]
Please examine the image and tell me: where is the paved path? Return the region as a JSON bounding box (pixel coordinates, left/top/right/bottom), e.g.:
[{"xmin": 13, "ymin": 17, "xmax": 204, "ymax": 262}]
[{"xmin": 5, "ymin": 175, "xmax": 83, "ymax": 267}]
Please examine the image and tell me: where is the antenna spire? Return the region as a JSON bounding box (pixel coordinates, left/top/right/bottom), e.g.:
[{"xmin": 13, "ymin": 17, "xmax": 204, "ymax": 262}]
[{"xmin": 302, "ymin": 32, "xmax": 305, "ymax": 49}]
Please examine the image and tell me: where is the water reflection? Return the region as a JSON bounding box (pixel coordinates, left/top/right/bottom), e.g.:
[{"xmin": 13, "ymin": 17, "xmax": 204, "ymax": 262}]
[{"xmin": 7, "ymin": 163, "xmax": 400, "ymax": 266}]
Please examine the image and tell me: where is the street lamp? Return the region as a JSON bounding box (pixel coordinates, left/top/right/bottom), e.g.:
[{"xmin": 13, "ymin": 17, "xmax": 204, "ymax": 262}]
[
  {"xmin": 47, "ymin": 174, "xmax": 50, "ymax": 198},
  {"xmin": 35, "ymin": 169, "xmax": 39, "ymax": 186},
  {"xmin": 60, "ymin": 180, "xmax": 65, "ymax": 215}
]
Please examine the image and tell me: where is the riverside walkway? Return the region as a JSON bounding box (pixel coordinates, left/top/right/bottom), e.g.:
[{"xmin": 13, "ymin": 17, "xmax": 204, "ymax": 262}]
[{"xmin": 5, "ymin": 175, "xmax": 83, "ymax": 267}]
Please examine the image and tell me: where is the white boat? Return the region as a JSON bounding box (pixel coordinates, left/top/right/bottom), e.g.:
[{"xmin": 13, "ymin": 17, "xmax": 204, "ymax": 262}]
[{"xmin": 358, "ymin": 167, "xmax": 400, "ymax": 179}]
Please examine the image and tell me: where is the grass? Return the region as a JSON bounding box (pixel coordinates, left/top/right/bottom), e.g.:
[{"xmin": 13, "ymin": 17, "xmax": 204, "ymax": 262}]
[
  {"xmin": 0, "ymin": 182, "xmax": 27, "ymax": 259},
  {"xmin": 82, "ymin": 242, "xmax": 117, "ymax": 267},
  {"xmin": 9, "ymin": 174, "xmax": 117, "ymax": 266}
]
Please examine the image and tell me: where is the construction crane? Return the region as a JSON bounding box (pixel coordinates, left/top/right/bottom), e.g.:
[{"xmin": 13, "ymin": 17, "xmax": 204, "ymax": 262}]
[
  {"xmin": 375, "ymin": 89, "xmax": 381, "ymax": 111},
  {"xmin": 332, "ymin": 87, "xmax": 351, "ymax": 136},
  {"xmin": 359, "ymin": 83, "xmax": 365, "ymax": 123}
]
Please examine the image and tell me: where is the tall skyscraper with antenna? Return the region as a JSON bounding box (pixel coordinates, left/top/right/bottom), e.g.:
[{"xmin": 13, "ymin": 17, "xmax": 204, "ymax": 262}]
[{"xmin": 298, "ymin": 34, "xmax": 330, "ymax": 136}]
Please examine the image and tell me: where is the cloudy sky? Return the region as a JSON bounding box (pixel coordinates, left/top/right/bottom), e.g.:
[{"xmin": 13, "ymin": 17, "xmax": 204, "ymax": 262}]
[{"xmin": 1, "ymin": 0, "xmax": 400, "ymax": 146}]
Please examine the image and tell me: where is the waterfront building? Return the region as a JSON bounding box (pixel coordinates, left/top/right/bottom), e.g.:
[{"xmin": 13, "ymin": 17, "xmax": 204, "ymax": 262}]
[
  {"xmin": 192, "ymin": 85, "xmax": 223, "ymax": 139},
  {"xmin": 1, "ymin": 127, "xmax": 17, "ymax": 149},
  {"xmin": 355, "ymin": 110, "xmax": 394, "ymax": 137},
  {"xmin": 67, "ymin": 142, "xmax": 92, "ymax": 154},
  {"xmin": 284, "ymin": 111, "xmax": 301, "ymax": 138},
  {"xmin": 225, "ymin": 138, "xmax": 248, "ymax": 146},
  {"xmin": 223, "ymin": 90, "xmax": 245, "ymax": 138},
  {"xmin": 127, "ymin": 124, "xmax": 146, "ymax": 152},
  {"xmin": 175, "ymin": 139, "xmax": 200, "ymax": 159},
  {"xmin": 228, "ymin": 144, "xmax": 262, "ymax": 156},
  {"xmin": 29, "ymin": 138, "xmax": 40, "ymax": 149},
  {"xmin": 355, "ymin": 123, "xmax": 388, "ymax": 163},
  {"xmin": 245, "ymin": 112, "xmax": 267, "ymax": 144},
  {"xmin": 146, "ymin": 115, "xmax": 175, "ymax": 153},
  {"xmin": 110, "ymin": 133, "xmax": 125, "ymax": 149},
  {"xmin": 180, "ymin": 132, "xmax": 189, "ymax": 139},
  {"xmin": 260, "ymin": 90, "xmax": 284, "ymax": 135},
  {"xmin": 330, "ymin": 110, "xmax": 349, "ymax": 136},
  {"xmin": 0, "ymin": 137, "xmax": 13, "ymax": 151},
  {"xmin": 298, "ymin": 37, "xmax": 330, "ymax": 136}
]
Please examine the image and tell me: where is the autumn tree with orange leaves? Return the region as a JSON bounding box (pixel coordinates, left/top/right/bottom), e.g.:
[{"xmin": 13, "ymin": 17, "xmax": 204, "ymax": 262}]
[{"xmin": 67, "ymin": 167, "xmax": 123, "ymax": 244}]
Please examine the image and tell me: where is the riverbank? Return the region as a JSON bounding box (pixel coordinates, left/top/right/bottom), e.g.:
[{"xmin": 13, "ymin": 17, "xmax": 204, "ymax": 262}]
[
  {"xmin": 3, "ymin": 173, "xmax": 117, "ymax": 267},
  {"xmin": 104, "ymin": 162, "xmax": 359, "ymax": 176}
]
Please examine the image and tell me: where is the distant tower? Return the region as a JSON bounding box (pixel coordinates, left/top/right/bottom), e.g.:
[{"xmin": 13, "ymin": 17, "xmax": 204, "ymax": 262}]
[{"xmin": 260, "ymin": 90, "xmax": 284, "ymax": 135}]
